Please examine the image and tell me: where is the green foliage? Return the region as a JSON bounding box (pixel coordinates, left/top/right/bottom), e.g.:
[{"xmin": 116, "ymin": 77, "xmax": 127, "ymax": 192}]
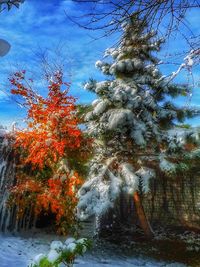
[
  {"xmin": 167, "ymin": 84, "xmax": 189, "ymax": 98},
  {"xmin": 29, "ymin": 237, "xmax": 92, "ymax": 267},
  {"xmin": 175, "ymin": 124, "xmax": 191, "ymax": 129},
  {"xmin": 76, "ymin": 104, "xmax": 92, "ymax": 119},
  {"xmin": 176, "ymin": 162, "xmax": 190, "ymax": 172},
  {"xmin": 31, "ymin": 257, "xmax": 55, "ymax": 267}
]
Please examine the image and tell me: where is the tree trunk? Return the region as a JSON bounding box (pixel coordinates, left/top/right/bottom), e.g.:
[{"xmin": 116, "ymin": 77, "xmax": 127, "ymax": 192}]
[{"xmin": 133, "ymin": 191, "xmax": 154, "ymax": 239}]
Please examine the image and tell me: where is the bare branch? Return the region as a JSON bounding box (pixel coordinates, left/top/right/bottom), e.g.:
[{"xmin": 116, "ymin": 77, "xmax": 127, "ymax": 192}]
[{"xmin": 66, "ymin": 0, "xmax": 200, "ymax": 45}]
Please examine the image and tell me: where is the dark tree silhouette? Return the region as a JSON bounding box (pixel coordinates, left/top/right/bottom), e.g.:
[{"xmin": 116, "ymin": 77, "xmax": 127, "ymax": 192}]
[{"xmin": 0, "ymin": 0, "xmax": 25, "ymax": 12}]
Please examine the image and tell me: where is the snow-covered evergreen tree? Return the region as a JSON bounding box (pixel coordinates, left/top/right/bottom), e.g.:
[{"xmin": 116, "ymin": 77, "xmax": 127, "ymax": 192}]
[{"xmin": 78, "ymin": 17, "xmax": 199, "ymax": 237}]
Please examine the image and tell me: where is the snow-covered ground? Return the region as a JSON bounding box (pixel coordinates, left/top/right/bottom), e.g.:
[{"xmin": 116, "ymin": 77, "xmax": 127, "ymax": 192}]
[
  {"xmin": 0, "ymin": 233, "xmax": 188, "ymax": 267},
  {"xmin": 0, "ymin": 233, "xmax": 53, "ymax": 267}
]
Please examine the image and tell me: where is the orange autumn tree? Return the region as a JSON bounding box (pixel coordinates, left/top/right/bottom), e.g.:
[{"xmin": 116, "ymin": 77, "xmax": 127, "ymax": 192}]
[{"xmin": 9, "ymin": 70, "xmax": 89, "ymax": 234}]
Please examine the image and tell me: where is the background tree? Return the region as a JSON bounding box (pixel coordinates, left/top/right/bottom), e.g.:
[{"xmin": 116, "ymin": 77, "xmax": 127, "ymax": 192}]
[{"xmin": 77, "ymin": 16, "xmax": 200, "ymax": 239}]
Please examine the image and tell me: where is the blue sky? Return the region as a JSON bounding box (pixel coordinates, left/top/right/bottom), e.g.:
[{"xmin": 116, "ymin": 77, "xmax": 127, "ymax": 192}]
[{"xmin": 0, "ymin": 0, "xmax": 200, "ymax": 128}]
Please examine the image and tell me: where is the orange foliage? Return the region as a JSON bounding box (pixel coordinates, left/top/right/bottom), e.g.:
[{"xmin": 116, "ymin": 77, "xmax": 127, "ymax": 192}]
[
  {"xmin": 10, "ymin": 70, "xmax": 82, "ymax": 168},
  {"xmin": 9, "ymin": 70, "xmax": 87, "ymax": 234}
]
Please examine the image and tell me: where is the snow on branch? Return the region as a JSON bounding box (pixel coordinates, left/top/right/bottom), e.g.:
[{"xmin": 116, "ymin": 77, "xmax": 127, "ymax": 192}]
[
  {"xmin": 120, "ymin": 163, "xmax": 139, "ymax": 194},
  {"xmin": 77, "ymin": 157, "xmax": 122, "ymax": 220},
  {"xmin": 136, "ymin": 167, "xmax": 155, "ymax": 193},
  {"xmin": 166, "ymin": 49, "xmax": 200, "ymax": 84}
]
